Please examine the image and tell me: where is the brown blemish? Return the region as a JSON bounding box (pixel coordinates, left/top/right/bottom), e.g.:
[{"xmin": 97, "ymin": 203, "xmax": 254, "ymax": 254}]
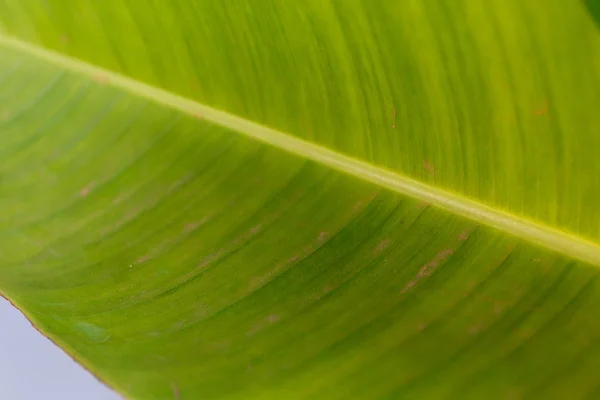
[
  {"xmin": 578, "ymin": 335, "xmax": 591, "ymax": 347},
  {"xmin": 60, "ymin": 34, "xmax": 69, "ymax": 44},
  {"xmin": 248, "ymin": 229, "xmax": 338, "ymax": 292},
  {"xmin": 318, "ymin": 231, "xmax": 329, "ymax": 242},
  {"xmin": 190, "ymin": 78, "xmax": 202, "ymax": 90},
  {"xmin": 417, "ymin": 201, "xmax": 429, "ymax": 209},
  {"xmin": 249, "ymin": 276, "xmax": 266, "ymax": 291},
  {"xmin": 249, "ymin": 224, "xmax": 262, "ymax": 235},
  {"xmin": 424, "ymin": 249, "xmax": 454, "ymax": 271},
  {"xmin": 195, "ymin": 249, "xmax": 227, "ymax": 271},
  {"xmin": 354, "ymin": 192, "xmax": 378, "ymax": 213},
  {"xmin": 518, "ymin": 328, "xmax": 533, "ymax": 339},
  {"xmin": 417, "ymin": 323, "xmax": 426, "ymax": 332},
  {"xmin": 122, "ymin": 209, "xmax": 141, "ymax": 223},
  {"xmin": 93, "ymin": 74, "xmax": 110, "ymax": 84},
  {"xmin": 111, "ymin": 193, "xmax": 128, "ymax": 205},
  {"xmin": 458, "ymin": 230, "xmax": 470, "ymax": 241},
  {"xmin": 468, "ymin": 321, "xmax": 483, "ymax": 335},
  {"xmin": 373, "ymin": 238, "xmax": 391, "ymax": 255},
  {"xmin": 493, "ymin": 301, "xmax": 505, "ymax": 315},
  {"xmin": 183, "ymin": 217, "xmax": 209, "ymax": 234},
  {"xmin": 506, "ymin": 388, "xmax": 523, "ymax": 400},
  {"xmin": 401, "ymin": 248, "xmax": 454, "ymax": 293},
  {"xmin": 136, "ymin": 254, "xmax": 152, "ymax": 264},
  {"xmin": 169, "ymin": 176, "xmax": 192, "ymax": 192},
  {"xmin": 247, "ymin": 314, "xmax": 281, "ymax": 336},
  {"xmin": 0, "ymin": 111, "xmax": 11, "ymax": 121},
  {"xmin": 207, "ymin": 340, "xmax": 229, "ymax": 351},
  {"xmin": 353, "ymin": 200, "xmax": 364, "ymax": 212},
  {"xmin": 171, "ymin": 381, "xmax": 180, "ymax": 400},
  {"xmin": 533, "ymin": 102, "xmax": 548, "ymax": 116},
  {"xmin": 193, "ymin": 112, "xmax": 204, "ymax": 120},
  {"xmin": 392, "ymin": 106, "xmax": 397, "ymax": 129},
  {"xmin": 79, "ymin": 183, "xmax": 94, "ymax": 197},
  {"xmin": 402, "ymin": 281, "xmax": 416, "ymax": 292},
  {"xmin": 267, "ymin": 314, "xmax": 280, "ymax": 323},
  {"xmin": 423, "ymin": 160, "xmax": 435, "ymax": 176},
  {"xmin": 183, "ymin": 222, "xmax": 201, "ymax": 234}
]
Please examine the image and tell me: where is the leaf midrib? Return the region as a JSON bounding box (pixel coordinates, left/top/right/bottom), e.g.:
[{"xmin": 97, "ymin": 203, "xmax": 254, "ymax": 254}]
[{"xmin": 2, "ymin": 33, "xmax": 599, "ymax": 266}]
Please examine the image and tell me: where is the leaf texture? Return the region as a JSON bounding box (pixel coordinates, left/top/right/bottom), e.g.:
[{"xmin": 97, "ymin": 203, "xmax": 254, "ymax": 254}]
[{"xmin": 1, "ymin": 1, "xmax": 600, "ymax": 399}]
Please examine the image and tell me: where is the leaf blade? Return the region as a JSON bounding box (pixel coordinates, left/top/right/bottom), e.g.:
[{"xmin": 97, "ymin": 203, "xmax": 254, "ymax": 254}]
[
  {"xmin": 2, "ymin": 0, "xmax": 599, "ymax": 239},
  {"xmin": 1, "ymin": 2, "xmax": 600, "ymax": 399},
  {"xmin": 2, "ymin": 35, "xmax": 599, "ymax": 268}
]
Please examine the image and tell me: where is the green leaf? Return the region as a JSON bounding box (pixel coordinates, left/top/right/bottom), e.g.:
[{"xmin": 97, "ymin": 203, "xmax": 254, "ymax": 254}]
[{"xmin": 1, "ymin": 1, "xmax": 599, "ymax": 399}]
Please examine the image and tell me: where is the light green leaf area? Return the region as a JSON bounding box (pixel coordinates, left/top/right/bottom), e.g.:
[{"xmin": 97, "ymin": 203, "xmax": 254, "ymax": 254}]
[{"xmin": 0, "ymin": 1, "xmax": 600, "ymax": 400}]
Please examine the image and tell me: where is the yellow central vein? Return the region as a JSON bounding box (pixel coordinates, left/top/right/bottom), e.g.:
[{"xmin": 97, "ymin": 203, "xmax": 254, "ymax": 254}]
[{"xmin": 1, "ymin": 34, "xmax": 599, "ymax": 266}]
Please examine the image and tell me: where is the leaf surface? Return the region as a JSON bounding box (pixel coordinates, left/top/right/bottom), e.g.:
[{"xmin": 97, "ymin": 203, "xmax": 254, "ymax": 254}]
[{"xmin": 1, "ymin": 1, "xmax": 600, "ymax": 399}]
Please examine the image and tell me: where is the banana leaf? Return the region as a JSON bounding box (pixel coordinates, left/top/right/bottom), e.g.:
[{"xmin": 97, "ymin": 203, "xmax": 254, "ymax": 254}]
[{"xmin": 1, "ymin": 1, "xmax": 600, "ymax": 399}]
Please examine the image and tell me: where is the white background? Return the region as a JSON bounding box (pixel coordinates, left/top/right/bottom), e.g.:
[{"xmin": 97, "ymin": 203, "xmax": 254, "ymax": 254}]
[{"xmin": 0, "ymin": 297, "xmax": 120, "ymax": 400}]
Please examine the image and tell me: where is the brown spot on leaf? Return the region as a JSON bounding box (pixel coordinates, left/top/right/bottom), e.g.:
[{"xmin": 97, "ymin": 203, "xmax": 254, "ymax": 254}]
[
  {"xmin": 136, "ymin": 254, "xmax": 152, "ymax": 264},
  {"xmin": 417, "ymin": 201, "xmax": 429, "ymax": 209},
  {"xmin": 402, "ymin": 281, "xmax": 416, "ymax": 293},
  {"xmin": 207, "ymin": 340, "xmax": 229, "ymax": 351},
  {"xmin": 533, "ymin": 102, "xmax": 548, "ymax": 116},
  {"xmin": 354, "ymin": 192, "xmax": 378, "ymax": 213},
  {"xmin": 183, "ymin": 222, "xmax": 201, "ymax": 234},
  {"xmin": 93, "ymin": 74, "xmax": 110, "ymax": 84},
  {"xmin": 423, "ymin": 160, "xmax": 435, "ymax": 176},
  {"xmin": 249, "ymin": 276, "xmax": 266, "ymax": 291},
  {"xmin": 171, "ymin": 382, "xmax": 180, "ymax": 400},
  {"xmin": 458, "ymin": 230, "xmax": 470, "ymax": 241},
  {"xmin": 401, "ymin": 249, "xmax": 454, "ymax": 293},
  {"xmin": 518, "ymin": 328, "xmax": 533, "ymax": 339},
  {"xmin": 353, "ymin": 200, "xmax": 364, "ymax": 212},
  {"xmin": 374, "ymin": 238, "xmax": 391, "ymax": 255},
  {"xmin": 247, "ymin": 314, "xmax": 281, "ymax": 336},
  {"xmin": 420, "ymin": 249, "xmax": 453, "ymax": 273},
  {"xmin": 493, "ymin": 301, "xmax": 505, "ymax": 315},
  {"xmin": 183, "ymin": 217, "xmax": 209, "ymax": 234},
  {"xmin": 506, "ymin": 388, "xmax": 523, "ymax": 400},
  {"xmin": 267, "ymin": 314, "xmax": 280, "ymax": 323},
  {"xmin": 79, "ymin": 183, "xmax": 94, "ymax": 197},
  {"xmin": 194, "ymin": 112, "xmax": 204, "ymax": 120},
  {"xmin": 318, "ymin": 231, "xmax": 329, "ymax": 242},
  {"xmin": 112, "ymin": 193, "xmax": 128, "ymax": 205},
  {"xmin": 468, "ymin": 321, "xmax": 483, "ymax": 335}
]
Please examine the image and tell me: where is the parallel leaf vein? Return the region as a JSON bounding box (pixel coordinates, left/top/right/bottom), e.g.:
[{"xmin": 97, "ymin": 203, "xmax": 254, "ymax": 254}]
[{"xmin": 1, "ymin": 34, "xmax": 599, "ymax": 266}]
